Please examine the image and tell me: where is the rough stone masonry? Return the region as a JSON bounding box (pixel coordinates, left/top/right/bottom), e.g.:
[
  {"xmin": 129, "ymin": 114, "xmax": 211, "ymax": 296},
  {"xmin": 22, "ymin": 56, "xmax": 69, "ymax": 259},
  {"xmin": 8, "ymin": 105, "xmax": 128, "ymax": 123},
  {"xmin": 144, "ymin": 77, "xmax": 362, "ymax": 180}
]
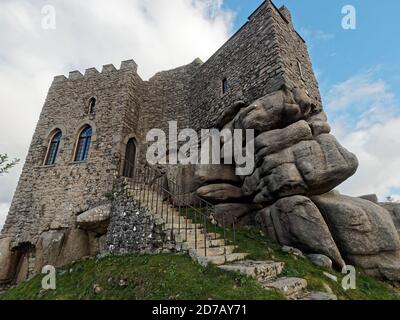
[{"xmin": 1, "ymin": 0, "xmax": 400, "ymax": 285}]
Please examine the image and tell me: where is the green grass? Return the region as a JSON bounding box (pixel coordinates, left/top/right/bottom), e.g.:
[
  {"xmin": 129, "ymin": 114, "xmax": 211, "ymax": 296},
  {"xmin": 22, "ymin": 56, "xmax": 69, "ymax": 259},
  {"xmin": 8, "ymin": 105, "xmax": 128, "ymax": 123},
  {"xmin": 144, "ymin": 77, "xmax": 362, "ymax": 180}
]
[
  {"xmin": 0, "ymin": 254, "xmax": 284, "ymax": 300},
  {"xmin": 1, "ymin": 209, "xmax": 399, "ymax": 300},
  {"xmin": 181, "ymin": 207, "xmax": 400, "ymax": 300},
  {"xmin": 226, "ymin": 227, "xmax": 400, "ymax": 300}
]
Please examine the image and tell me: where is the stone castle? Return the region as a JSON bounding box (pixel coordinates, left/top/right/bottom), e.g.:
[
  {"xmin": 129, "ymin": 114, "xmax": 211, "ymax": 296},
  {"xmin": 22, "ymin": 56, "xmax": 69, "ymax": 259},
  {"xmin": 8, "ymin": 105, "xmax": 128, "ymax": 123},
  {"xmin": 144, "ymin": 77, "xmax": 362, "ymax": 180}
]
[{"xmin": 1, "ymin": 1, "xmax": 400, "ymax": 287}]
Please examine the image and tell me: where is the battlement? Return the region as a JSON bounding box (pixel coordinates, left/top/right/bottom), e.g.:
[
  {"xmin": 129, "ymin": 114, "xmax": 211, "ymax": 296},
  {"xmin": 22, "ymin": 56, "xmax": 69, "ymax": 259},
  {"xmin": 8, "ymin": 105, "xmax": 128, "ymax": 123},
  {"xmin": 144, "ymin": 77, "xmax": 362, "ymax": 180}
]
[{"xmin": 52, "ymin": 59, "xmax": 138, "ymax": 84}]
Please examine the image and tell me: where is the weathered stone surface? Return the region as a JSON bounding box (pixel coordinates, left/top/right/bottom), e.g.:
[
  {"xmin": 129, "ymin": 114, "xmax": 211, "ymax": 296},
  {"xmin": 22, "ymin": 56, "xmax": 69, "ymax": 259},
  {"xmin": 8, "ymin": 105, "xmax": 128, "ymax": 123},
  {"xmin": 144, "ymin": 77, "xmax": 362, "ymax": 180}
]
[
  {"xmin": 15, "ymin": 254, "xmax": 29, "ymax": 284},
  {"xmin": 307, "ymin": 254, "xmax": 333, "ymax": 269},
  {"xmin": 254, "ymin": 163, "xmax": 308, "ymax": 204},
  {"xmin": 295, "ymin": 134, "xmax": 358, "ymax": 192},
  {"xmin": 218, "ymin": 260, "xmax": 285, "ymax": 281},
  {"xmin": 307, "ymin": 111, "xmax": 331, "ymax": 136},
  {"xmin": 57, "ymin": 229, "xmax": 90, "ymax": 267},
  {"xmin": 281, "ymin": 246, "xmax": 305, "ymax": 258},
  {"xmin": 196, "ymin": 184, "xmax": 243, "ymax": 203},
  {"xmin": 312, "ymin": 193, "xmax": 400, "ymax": 280},
  {"xmin": 262, "ymin": 277, "xmax": 308, "ymax": 297},
  {"xmin": 233, "ymin": 86, "xmax": 315, "ymax": 135},
  {"xmin": 257, "ymin": 196, "xmax": 345, "ymax": 267},
  {"xmin": 215, "ymin": 101, "xmax": 247, "ymax": 129},
  {"xmin": 254, "ymin": 120, "xmax": 313, "ymax": 157},
  {"xmin": 253, "ymin": 134, "xmax": 358, "ymax": 203},
  {"xmin": 214, "ymin": 203, "xmax": 262, "ymax": 227},
  {"xmin": 76, "ymin": 203, "xmax": 111, "ymax": 234},
  {"xmin": 242, "ymin": 168, "xmax": 262, "ymax": 197},
  {"xmin": 193, "ymin": 164, "xmax": 242, "ymax": 187},
  {"xmin": 359, "ymin": 194, "xmax": 379, "ymax": 203},
  {"xmin": 34, "ymin": 230, "xmax": 65, "ymax": 272},
  {"xmin": 349, "ymin": 251, "xmax": 400, "ymax": 281},
  {"xmin": 303, "ymin": 291, "xmax": 337, "ymax": 301},
  {"xmin": 380, "ymin": 202, "xmax": 400, "ymax": 235},
  {"xmin": 88, "ymin": 232, "xmax": 107, "ymax": 256},
  {"xmin": 0, "ymin": 238, "xmax": 17, "ymax": 284}
]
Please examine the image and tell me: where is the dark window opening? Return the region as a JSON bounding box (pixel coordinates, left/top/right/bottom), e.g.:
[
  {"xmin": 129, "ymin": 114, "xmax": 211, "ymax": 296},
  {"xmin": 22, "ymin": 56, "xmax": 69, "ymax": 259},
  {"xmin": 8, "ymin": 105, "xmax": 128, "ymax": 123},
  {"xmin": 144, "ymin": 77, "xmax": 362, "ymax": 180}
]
[
  {"xmin": 123, "ymin": 138, "xmax": 137, "ymax": 178},
  {"xmin": 75, "ymin": 126, "xmax": 92, "ymax": 162},
  {"xmin": 88, "ymin": 97, "xmax": 96, "ymax": 114},
  {"xmin": 222, "ymin": 78, "xmax": 228, "ymax": 95},
  {"xmin": 45, "ymin": 130, "xmax": 62, "ymax": 166}
]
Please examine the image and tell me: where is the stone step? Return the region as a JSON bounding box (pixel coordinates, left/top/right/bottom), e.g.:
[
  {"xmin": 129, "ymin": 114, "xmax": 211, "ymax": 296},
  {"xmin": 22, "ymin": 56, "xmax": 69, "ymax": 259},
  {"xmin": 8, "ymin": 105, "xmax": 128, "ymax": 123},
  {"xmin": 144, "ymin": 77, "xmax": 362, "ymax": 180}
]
[
  {"xmin": 179, "ymin": 239, "xmax": 227, "ymax": 250},
  {"xmin": 298, "ymin": 291, "xmax": 338, "ymax": 301},
  {"xmin": 156, "ymin": 215, "xmax": 193, "ymax": 225},
  {"xmin": 174, "ymin": 232, "xmax": 221, "ymax": 244},
  {"xmin": 162, "ymin": 223, "xmax": 199, "ymax": 230},
  {"xmin": 189, "ymin": 245, "xmax": 236, "ymax": 257},
  {"xmin": 218, "ymin": 260, "xmax": 285, "ymax": 281},
  {"xmin": 197, "ymin": 253, "xmax": 249, "ymax": 267},
  {"xmin": 262, "ymin": 277, "xmax": 308, "ymax": 297}
]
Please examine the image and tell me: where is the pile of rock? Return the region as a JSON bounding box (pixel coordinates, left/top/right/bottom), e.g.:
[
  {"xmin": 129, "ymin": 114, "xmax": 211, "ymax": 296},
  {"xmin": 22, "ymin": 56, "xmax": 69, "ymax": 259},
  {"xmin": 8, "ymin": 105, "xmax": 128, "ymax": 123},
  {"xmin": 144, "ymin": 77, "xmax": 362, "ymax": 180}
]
[{"xmin": 180, "ymin": 86, "xmax": 400, "ymax": 281}]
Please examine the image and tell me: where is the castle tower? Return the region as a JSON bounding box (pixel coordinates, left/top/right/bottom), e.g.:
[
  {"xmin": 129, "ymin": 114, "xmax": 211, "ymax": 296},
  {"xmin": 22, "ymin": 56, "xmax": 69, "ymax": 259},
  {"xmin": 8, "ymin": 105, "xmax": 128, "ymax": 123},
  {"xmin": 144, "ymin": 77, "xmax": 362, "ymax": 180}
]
[
  {"xmin": 0, "ymin": 1, "xmax": 321, "ymax": 284},
  {"xmin": 0, "ymin": 60, "xmax": 144, "ymax": 283}
]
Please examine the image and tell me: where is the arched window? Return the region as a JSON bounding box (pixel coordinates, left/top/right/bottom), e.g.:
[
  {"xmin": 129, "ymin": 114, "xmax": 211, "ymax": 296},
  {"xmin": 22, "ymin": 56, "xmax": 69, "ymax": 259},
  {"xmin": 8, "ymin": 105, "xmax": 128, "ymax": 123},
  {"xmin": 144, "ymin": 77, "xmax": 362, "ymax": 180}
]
[
  {"xmin": 123, "ymin": 138, "xmax": 137, "ymax": 178},
  {"xmin": 75, "ymin": 126, "xmax": 92, "ymax": 162},
  {"xmin": 88, "ymin": 97, "xmax": 96, "ymax": 114},
  {"xmin": 45, "ymin": 130, "xmax": 62, "ymax": 166}
]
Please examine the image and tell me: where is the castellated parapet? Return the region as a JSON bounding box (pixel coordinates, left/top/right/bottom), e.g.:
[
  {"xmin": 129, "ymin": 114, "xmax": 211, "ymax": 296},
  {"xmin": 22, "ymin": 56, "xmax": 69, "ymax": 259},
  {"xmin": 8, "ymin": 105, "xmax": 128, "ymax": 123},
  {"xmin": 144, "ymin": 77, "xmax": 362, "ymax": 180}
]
[{"xmin": 0, "ymin": 1, "xmax": 322, "ymax": 284}]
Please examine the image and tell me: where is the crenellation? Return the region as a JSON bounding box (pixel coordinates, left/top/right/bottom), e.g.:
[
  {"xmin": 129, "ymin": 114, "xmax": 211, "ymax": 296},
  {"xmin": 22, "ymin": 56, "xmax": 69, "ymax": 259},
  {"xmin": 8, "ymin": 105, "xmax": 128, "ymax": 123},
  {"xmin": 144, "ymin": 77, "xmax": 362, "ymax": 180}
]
[
  {"xmin": 84, "ymin": 67, "xmax": 100, "ymax": 76},
  {"xmin": 120, "ymin": 59, "xmax": 138, "ymax": 72},
  {"xmin": 68, "ymin": 70, "xmax": 83, "ymax": 80},
  {"xmin": 52, "ymin": 75, "xmax": 68, "ymax": 84},
  {"xmin": 101, "ymin": 64, "xmax": 117, "ymax": 73}
]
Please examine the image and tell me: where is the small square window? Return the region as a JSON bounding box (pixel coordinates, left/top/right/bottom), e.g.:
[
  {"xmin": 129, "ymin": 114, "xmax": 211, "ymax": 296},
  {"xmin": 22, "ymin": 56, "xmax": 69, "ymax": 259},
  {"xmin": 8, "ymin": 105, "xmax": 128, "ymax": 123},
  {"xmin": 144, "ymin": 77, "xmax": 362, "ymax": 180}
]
[{"xmin": 222, "ymin": 78, "xmax": 228, "ymax": 95}]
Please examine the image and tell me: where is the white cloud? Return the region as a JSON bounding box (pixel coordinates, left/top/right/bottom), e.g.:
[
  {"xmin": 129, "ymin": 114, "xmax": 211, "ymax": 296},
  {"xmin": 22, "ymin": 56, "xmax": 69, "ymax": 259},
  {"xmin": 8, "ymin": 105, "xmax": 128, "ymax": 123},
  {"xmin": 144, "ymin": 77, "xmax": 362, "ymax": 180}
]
[
  {"xmin": 300, "ymin": 28, "xmax": 335, "ymax": 42},
  {"xmin": 325, "ymin": 69, "xmax": 400, "ymax": 201},
  {"xmin": 0, "ymin": 203, "xmax": 10, "ymax": 232},
  {"xmin": 0, "ymin": 0, "xmax": 233, "ymax": 229}
]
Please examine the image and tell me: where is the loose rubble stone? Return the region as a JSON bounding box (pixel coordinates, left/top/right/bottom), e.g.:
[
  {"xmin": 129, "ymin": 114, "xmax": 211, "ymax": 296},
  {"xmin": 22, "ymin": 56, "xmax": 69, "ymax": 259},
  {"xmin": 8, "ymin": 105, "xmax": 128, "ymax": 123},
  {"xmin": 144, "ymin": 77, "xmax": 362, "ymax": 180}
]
[{"xmin": 307, "ymin": 254, "xmax": 333, "ymax": 269}]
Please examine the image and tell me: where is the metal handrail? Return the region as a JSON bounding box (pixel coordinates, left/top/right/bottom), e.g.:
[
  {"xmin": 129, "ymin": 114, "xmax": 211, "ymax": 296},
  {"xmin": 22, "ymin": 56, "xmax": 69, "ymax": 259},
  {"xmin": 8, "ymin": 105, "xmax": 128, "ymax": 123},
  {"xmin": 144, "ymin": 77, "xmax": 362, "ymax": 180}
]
[{"xmin": 124, "ymin": 165, "xmax": 237, "ymax": 257}]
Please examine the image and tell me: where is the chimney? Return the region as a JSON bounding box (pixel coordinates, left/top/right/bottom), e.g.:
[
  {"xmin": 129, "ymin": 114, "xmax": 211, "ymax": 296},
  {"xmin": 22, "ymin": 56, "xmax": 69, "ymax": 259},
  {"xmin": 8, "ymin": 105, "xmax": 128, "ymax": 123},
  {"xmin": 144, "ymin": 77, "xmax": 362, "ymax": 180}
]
[{"xmin": 279, "ymin": 5, "xmax": 293, "ymax": 28}]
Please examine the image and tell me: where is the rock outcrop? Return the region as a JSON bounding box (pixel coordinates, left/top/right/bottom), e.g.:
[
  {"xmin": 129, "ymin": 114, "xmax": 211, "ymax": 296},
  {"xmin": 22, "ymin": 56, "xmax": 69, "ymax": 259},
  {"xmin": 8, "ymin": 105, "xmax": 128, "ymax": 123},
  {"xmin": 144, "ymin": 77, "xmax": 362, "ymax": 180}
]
[
  {"xmin": 188, "ymin": 86, "xmax": 400, "ymax": 281},
  {"xmin": 256, "ymin": 196, "xmax": 345, "ymax": 268},
  {"xmin": 312, "ymin": 193, "xmax": 400, "ymax": 280}
]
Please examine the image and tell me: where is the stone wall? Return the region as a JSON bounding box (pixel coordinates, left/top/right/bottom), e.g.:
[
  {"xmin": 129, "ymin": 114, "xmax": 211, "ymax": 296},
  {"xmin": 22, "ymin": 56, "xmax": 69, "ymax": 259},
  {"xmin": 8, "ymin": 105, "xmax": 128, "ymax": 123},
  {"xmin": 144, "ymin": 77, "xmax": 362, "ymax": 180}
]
[
  {"xmin": 105, "ymin": 189, "xmax": 175, "ymax": 255},
  {"xmin": 190, "ymin": 1, "xmax": 320, "ymax": 131}
]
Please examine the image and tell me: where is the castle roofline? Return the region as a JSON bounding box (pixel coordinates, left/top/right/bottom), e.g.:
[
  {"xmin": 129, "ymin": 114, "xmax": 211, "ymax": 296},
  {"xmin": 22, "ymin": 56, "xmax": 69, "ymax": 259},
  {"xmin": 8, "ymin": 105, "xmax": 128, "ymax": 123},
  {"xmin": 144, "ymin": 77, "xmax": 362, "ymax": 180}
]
[{"xmin": 51, "ymin": 59, "xmax": 139, "ymax": 84}]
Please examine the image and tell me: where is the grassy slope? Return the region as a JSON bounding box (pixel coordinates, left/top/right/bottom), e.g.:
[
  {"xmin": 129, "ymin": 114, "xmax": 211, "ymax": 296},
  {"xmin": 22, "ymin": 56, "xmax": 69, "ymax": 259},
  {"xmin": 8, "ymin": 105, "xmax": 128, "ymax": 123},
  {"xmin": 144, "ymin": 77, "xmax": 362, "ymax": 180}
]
[
  {"xmin": 1, "ymin": 227, "xmax": 399, "ymax": 300},
  {"xmin": 0, "ymin": 254, "xmax": 284, "ymax": 300}
]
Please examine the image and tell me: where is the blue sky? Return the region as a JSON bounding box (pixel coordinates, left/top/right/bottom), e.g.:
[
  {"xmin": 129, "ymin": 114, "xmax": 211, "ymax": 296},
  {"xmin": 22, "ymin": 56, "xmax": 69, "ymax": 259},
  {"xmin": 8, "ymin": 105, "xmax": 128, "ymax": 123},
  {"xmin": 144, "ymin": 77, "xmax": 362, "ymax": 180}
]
[
  {"xmin": 224, "ymin": 0, "xmax": 400, "ymax": 199},
  {"xmin": 225, "ymin": 0, "xmax": 400, "ymax": 96}
]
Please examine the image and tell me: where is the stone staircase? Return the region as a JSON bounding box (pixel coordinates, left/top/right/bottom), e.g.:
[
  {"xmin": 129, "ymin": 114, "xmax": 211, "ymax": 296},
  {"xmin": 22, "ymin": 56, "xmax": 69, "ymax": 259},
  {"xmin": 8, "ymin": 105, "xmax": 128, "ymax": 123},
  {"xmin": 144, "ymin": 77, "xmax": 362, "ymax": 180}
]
[
  {"xmin": 218, "ymin": 261, "xmax": 337, "ymax": 300},
  {"xmin": 127, "ymin": 185, "xmax": 249, "ymax": 267},
  {"xmin": 126, "ymin": 183, "xmax": 337, "ymax": 300}
]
